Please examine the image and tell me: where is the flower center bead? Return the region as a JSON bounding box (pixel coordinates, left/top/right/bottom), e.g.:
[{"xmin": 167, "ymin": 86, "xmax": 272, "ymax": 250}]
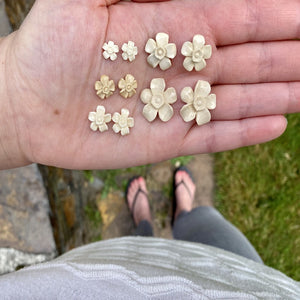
[
  {"xmin": 151, "ymin": 94, "xmax": 164, "ymax": 109},
  {"xmin": 192, "ymin": 50, "xmax": 203, "ymax": 62},
  {"xmin": 155, "ymin": 47, "xmax": 166, "ymax": 60},
  {"xmin": 96, "ymin": 115, "xmax": 103, "ymax": 125},
  {"xmin": 107, "ymin": 46, "xmax": 114, "ymax": 54},
  {"xmin": 126, "ymin": 84, "xmax": 132, "ymax": 92},
  {"xmin": 119, "ymin": 116, "xmax": 127, "ymax": 128},
  {"xmin": 193, "ymin": 96, "xmax": 205, "ymax": 111},
  {"xmin": 103, "ymin": 86, "xmax": 109, "ymax": 94}
]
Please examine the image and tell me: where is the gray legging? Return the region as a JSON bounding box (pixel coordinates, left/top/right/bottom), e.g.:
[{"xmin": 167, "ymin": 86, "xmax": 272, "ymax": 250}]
[{"xmin": 135, "ymin": 206, "xmax": 263, "ymax": 263}]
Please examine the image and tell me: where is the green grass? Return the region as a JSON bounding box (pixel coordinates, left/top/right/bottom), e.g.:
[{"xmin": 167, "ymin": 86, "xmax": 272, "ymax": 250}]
[
  {"xmin": 214, "ymin": 114, "xmax": 300, "ymax": 281},
  {"xmin": 84, "ymin": 204, "xmax": 102, "ymax": 228},
  {"xmin": 170, "ymin": 155, "xmax": 193, "ymax": 166},
  {"xmin": 91, "ymin": 165, "xmax": 149, "ymax": 198}
]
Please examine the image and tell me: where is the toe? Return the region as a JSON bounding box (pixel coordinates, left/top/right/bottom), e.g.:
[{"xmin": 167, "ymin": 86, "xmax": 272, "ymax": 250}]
[
  {"xmin": 127, "ymin": 177, "xmax": 148, "ymax": 211},
  {"xmin": 127, "ymin": 178, "xmax": 141, "ymax": 209},
  {"xmin": 175, "ymin": 169, "xmax": 196, "ymax": 204}
]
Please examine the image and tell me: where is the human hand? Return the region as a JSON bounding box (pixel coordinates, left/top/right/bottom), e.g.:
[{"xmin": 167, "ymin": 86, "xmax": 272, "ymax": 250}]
[{"xmin": 0, "ymin": 0, "xmax": 299, "ymax": 169}]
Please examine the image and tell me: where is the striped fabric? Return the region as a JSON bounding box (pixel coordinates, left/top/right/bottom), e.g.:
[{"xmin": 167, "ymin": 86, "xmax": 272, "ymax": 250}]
[{"xmin": 0, "ymin": 237, "xmax": 299, "ymax": 299}]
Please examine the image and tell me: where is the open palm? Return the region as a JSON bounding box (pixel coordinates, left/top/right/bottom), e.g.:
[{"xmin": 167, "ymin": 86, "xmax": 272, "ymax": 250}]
[{"xmin": 5, "ymin": 0, "xmax": 300, "ymax": 169}]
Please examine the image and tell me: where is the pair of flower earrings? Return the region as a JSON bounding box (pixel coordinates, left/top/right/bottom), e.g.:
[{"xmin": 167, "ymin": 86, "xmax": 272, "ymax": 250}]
[
  {"xmin": 89, "ymin": 106, "xmax": 134, "ymax": 136},
  {"xmin": 141, "ymin": 79, "xmax": 216, "ymax": 125},
  {"xmin": 95, "ymin": 74, "xmax": 137, "ymax": 99},
  {"xmin": 145, "ymin": 32, "xmax": 212, "ymax": 71},
  {"xmin": 103, "ymin": 41, "xmax": 138, "ymax": 62},
  {"xmin": 103, "ymin": 33, "xmax": 212, "ymax": 72}
]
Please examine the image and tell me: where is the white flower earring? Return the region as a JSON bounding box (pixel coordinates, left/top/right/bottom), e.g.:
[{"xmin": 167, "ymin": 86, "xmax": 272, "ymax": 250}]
[
  {"xmin": 102, "ymin": 41, "xmax": 119, "ymax": 61},
  {"xmin": 180, "ymin": 80, "xmax": 216, "ymax": 126},
  {"xmin": 122, "ymin": 41, "xmax": 138, "ymax": 62},
  {"xmin": 112, "ymin": 109, "xmax": 134, "ymax": 136},
  {"xmin": 140, "ymin": 78, "xmax": 177, "ymax": 122},
  {"xmin": 181, "ymin": 35, "xmax": 212, "ymax": 71},
  {"xmin": 145, "ymin": 33, "xmax": 177, "ymax": 71},
  {"xmin": 88, "ymin": 105, "xmax": 112, "ymax": 132}
]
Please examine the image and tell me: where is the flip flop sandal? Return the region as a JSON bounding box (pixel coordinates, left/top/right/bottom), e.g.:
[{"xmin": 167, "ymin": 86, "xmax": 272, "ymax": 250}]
[
  {"xmin": 125, "ymin": 176, "xmax": 148, "ymax": 224},
  {"xmin": 172, "ymin": 166, "xmax": 195, "ymax": 225}
]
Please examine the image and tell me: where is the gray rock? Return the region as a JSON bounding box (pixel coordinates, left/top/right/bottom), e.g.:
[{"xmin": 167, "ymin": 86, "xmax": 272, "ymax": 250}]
[
  {"xmin": 90, "ymin": 177, "xmax": 104, "ymax": 192},
  {"xmin": 0, "ymin": 248, "xmax": 54, "ymax": 275},
  {"xmin": 0, "ymin": 164, "xmax": 56, "ymax": 255},
  {"xmin": 0, "ymin": 0, "xmax": 11, "ymax": 35}
]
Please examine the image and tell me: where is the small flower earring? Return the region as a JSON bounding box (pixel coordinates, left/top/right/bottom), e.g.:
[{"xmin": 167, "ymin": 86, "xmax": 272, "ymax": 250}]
[
  {"xmin": 122, "ymin": 41, "xmax": 138, "ymax": 62},
  {"xmin": 102, "ymin": 41, "xmax": 119, "ymax": 61},
  {"xmin": 88, "ymin": 105, "xmax": 112, "ymax": 132},
  {"xmin": 112, "ymin": 109, "xmax": 134, "ymax": 136},
  {"xmin": 118, "ymin": 74, "xmax": 137, "ymax": 98},
  {"xmin": 95, "ymin": 75, "xmax": 115, "ymax": 99}
]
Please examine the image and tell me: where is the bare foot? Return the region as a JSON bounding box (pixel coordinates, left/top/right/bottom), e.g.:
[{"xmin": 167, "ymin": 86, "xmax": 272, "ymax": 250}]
[
  {"xmin": 174, "ymin": 169, "xmax": 196, "ymax": 220},
  {"xmin": 126, "ymin": 177, "xmax": 152, "ymax": 226}
]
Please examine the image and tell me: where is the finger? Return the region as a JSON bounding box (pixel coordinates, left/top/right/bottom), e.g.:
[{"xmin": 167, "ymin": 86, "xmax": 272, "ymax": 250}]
[
  {"xmin": 205, "ymin": 0, "xmax": 300, "ymax": 45},
  {"xmin": 179, "ymin": 116, "xmax": 287, "ymax": 155},
  {"xmin": 214, "ymin": 41, "xmax": 300, "ymax": 84},
  {"xmin": 103, "ymin": 0, "xmax": 121, "ymax": 5},
  {"xmin": 210, "ymin": 82, "xmax": 300, "ymax": 120}
]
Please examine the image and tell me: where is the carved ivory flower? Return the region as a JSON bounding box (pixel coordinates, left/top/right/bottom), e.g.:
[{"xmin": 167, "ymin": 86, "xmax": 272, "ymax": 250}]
[
  {"xmin": 88, "ymin": 105, "xmax": 112, "ymax": 132},
  {"xmin": 102, "ymin": 41, "xmax": 119, "ymax": 61},
  {"xmin": 112, "ymin": 108, "xmax": 134, "ymax": 136},
  {"xmin": 180, "ymin": 80, "xmax": 216, "ymax": 126},
  {"xmin": 141, "ymin": 78, "xmax": 177, "ymax": 122},
  {"xmin": 181, "ymin": 35, "xmax": 212, "ymax": 72},
  {"xmin": 95, "ymin": 75, "xmax": 115, "ymax": 99},
  {"xmin": 145, "ymin": 33, "xmax": 177, "ymax": 71},
  {"xmin": 122, "ymin": 41, "xmax": 138, "ymax": 62},
  {"xmin": 118, "ymin": 74, "xmax": 137, "ymax": 98}
]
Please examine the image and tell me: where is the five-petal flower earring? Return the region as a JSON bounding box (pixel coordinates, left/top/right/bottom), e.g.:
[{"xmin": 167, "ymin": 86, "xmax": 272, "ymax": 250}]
[
  {"xmin": 88, "ymin": 105, "xmax": 112, "ymax": 132},
  {"xmin": 122, "ymin": 41, "xmax": 138, "ymax": 62},
  {"xmin": 140, "ymin": 78, "xmax": 177, "ymax": 122},
  {"xmin": 95, "ymin": 75, "xmax": 115, "ymax": 99},
  {"xmin": 118, "ymin": 74, "xmax": 137, "ymax": 98},
  {"xmin": 181, "ymin": 35, "xmax": 212, "ymax": 72},
  {"xmin": 102, "ymin": 41, "xmax": 119, "ymax": 61},
  {"xmin": 180, "ymin": 80, "xmax": 216, "ymax": 126},
  {"xmin": 145, "ymin": 33, "xmax": 177, "ymax": 71},
  {"xmin": 112, "ymin": 109, "xmax": 135, "ymax": 136}
]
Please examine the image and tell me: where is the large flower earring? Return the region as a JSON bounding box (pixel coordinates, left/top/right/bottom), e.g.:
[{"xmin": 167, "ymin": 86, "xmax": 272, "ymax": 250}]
[
  {"xmin": 180, "ymin": 80, "xmax": 216, "ymax": 126},
  {"xmin": 145, "ymin": 33, "xmax": 177, "ymax": 71},
  {"xmin": 140, "ymin": 78, "xmax": 177, "ymax": 122},
  {"xmin": 181, "ymin": 35, "xmax": 212, "ymax": 72}
]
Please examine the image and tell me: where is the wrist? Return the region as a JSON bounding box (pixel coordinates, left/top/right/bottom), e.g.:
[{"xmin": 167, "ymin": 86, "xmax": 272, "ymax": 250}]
[{"xmin": 0, "ymin": 34, "xmax": 31, "ymax": 169}]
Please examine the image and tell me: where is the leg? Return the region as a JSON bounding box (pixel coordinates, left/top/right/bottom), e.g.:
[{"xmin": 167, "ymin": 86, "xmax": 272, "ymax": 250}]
[
  {"xmin": 172, "ymin": 168, "xmax": 262, "ymax": 263},
  {"xmin": 126, "ymin": 177, "xmax": 153, "ymax": 237},
  {"xmin": 135, "ymin": 220, "xmax": 153, "ymax": 237}
]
